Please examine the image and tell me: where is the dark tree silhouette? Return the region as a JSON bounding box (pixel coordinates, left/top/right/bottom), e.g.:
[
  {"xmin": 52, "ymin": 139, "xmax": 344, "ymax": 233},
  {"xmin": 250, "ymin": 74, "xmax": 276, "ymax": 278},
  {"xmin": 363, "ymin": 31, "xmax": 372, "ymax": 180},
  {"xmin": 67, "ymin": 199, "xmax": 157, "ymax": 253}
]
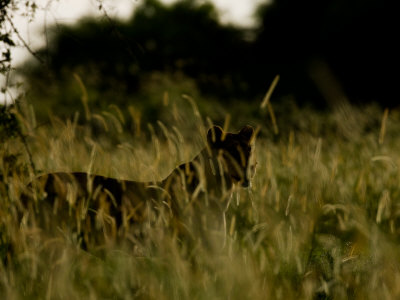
[
  {"xmin": 23, "ymin": 0, "xmax": 249, "ymax": 122},
  {"xmin": 21, "ymin": 0, "xmax": 399, "ymax": 120}
]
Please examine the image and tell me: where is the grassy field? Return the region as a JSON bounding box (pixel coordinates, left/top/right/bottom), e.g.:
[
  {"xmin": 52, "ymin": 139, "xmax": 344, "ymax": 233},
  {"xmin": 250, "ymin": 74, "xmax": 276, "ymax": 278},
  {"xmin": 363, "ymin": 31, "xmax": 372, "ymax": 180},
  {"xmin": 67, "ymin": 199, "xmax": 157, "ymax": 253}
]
[{"xmin": 1, "ymin": 96, "xmax": 400, "ymax": 299}]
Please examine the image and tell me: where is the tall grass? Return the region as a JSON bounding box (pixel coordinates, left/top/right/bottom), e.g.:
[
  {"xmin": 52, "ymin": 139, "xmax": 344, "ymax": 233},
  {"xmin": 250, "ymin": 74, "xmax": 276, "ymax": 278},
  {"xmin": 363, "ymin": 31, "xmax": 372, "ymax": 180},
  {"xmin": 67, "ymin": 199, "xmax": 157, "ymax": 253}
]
[{"xmin": 1, "ymin": 96, "xmax": 400, "ymax": 299}]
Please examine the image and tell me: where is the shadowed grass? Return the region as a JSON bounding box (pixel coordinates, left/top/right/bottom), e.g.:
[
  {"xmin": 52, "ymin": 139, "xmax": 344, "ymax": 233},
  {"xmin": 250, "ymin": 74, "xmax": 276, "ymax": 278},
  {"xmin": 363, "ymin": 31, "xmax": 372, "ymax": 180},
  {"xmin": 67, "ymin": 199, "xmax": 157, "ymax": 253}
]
[{"xmin": 2, "ymin": 98, "xmax": 400, "ymax": 299}]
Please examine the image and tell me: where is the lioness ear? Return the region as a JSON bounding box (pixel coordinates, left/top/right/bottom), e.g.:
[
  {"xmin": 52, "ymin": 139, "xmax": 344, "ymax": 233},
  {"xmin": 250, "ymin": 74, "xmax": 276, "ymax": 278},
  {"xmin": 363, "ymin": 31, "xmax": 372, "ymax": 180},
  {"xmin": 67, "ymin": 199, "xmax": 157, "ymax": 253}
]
[
  {"xmin": 239, "ymin": 125, "xmax": 254, "ymax": 143},
  {"xmin": 207, "ymin": 126, "xmax": 223, "ymax": 147}
]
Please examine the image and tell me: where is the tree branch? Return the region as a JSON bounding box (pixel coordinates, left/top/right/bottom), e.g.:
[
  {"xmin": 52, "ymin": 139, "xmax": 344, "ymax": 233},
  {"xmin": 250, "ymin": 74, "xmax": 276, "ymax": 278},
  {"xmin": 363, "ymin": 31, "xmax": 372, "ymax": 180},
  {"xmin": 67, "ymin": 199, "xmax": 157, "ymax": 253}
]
[{"xmin": 5, "ymin": 14, "xmax": 45, "ymax": 65}]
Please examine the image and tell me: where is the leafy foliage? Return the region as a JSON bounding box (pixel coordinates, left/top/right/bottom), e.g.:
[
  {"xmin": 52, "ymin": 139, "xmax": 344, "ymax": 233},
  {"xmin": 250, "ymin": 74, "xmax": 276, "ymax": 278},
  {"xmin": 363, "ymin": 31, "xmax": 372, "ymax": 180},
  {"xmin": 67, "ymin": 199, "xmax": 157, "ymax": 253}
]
[
  {"xmin": 0, "ymin": 104, "xmax": 19, "ymax": 140},
  {"xmin": 0, "ymin": 0, "xmax": 14, "ymax": 73},
  {"xmin": 1, "ymin": 0, "xmax": 37, "ymax": 73}
]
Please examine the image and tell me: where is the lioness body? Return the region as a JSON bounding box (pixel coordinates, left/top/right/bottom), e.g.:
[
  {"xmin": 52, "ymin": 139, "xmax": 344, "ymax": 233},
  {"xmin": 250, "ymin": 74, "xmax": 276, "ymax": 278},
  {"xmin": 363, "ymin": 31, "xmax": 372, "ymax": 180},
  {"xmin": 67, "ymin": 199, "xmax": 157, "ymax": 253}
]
[{"xmin": 21, "ymin": 126, "xmax": 255, "ymax": 249}]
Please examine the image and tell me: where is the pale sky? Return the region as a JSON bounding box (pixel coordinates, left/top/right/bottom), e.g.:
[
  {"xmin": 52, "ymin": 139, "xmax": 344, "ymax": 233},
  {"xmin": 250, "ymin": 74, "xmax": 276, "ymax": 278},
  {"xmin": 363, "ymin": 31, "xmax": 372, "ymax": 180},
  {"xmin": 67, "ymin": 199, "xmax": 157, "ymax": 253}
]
[{"xmin": 1, "ymin": 0, "xmax": 268, "ymax": 103}]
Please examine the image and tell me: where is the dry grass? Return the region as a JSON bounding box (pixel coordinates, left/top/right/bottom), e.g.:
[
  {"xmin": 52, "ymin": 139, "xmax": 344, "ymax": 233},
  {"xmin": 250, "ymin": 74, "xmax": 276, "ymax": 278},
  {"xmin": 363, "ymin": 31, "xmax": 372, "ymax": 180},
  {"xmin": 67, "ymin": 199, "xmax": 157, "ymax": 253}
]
[{"xmin": 2, "ymin": 98, "xmax": 400, "ymax": 299}]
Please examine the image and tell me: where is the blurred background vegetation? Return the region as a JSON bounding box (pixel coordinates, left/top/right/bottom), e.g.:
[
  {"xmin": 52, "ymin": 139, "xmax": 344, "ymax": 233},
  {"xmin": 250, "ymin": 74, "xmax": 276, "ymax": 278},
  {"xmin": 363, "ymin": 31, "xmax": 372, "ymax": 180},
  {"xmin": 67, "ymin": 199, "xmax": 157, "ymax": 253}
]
[{"xmin": 8, "ymin": 0, "xmax": 396, "ymax": 128}]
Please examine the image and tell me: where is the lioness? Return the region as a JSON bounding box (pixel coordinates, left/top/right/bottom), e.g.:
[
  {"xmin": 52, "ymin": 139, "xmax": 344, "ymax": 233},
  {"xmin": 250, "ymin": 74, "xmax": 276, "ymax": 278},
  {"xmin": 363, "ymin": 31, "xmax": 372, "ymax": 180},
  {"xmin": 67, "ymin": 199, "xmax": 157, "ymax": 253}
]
[{"xmin": 20, "ymin": 125, "xmax": 255, "ymax": 250}]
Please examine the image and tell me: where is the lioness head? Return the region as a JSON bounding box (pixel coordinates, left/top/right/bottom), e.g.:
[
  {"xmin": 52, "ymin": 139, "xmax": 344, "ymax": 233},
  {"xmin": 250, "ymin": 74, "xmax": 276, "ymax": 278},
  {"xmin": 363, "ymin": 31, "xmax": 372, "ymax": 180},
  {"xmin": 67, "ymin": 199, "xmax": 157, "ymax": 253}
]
[{"xmin": 207, "ymin": 125, "xmax": 256, "ymax": 188}]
